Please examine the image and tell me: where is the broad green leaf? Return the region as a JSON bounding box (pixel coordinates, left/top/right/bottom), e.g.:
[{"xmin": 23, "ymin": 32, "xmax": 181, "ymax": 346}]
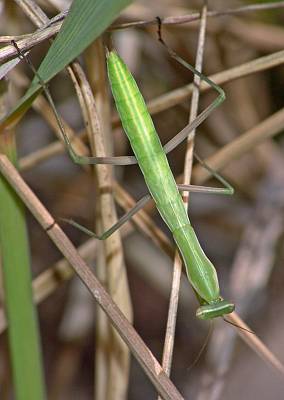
[{"xmin": 0, "ymin": 0, "xmax": 131, "ymax": 129}]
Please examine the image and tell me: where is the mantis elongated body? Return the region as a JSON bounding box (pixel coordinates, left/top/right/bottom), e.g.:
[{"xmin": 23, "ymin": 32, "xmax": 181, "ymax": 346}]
[
  {"xmin": 12, "ymin": 39, "xmax": 234, "ymax": 320},
  {"xmin": 106, "ymin": 50, "xmax": 234, "ymax": 320}
]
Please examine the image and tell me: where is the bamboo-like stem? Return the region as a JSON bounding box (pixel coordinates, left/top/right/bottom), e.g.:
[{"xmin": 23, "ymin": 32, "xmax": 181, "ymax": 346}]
[
  {"xmin": 69, "ymin": 46, "xmax": 109, "ymax": 400},
  {"xmin": 83, "ymin": 39, "xmax": 133, "ymax": 400},
  {"xmin": 0, "ymin": 81, "xmax": 46, "ymax": 398}
]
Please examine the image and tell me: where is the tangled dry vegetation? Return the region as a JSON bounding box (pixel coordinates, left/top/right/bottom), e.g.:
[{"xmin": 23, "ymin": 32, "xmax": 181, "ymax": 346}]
[{"xmin": 1, "ymin": 0, "xmax": 284, "ymax": 399}]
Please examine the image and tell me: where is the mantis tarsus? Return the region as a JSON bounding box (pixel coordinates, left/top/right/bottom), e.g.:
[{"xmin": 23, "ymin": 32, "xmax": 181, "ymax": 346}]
[{"xmin": 12, "ymin": 34, "xmax": 235, "ymax": 320}]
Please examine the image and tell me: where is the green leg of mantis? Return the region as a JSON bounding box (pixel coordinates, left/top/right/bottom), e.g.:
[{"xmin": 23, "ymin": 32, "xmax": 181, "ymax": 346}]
[
  {"xmin": 12, "ymin": 41, "xmax": 231, "ymax": 192},
  {"xmin": 12, "ymin": 41, "xmax": 233, "ymax": 242},
  {"xmin": 62, "ymin": 194, "xmax": 151, "ymax": 240},
  {"xmin": 64, "ymin": 179, "xmax": 232, "ymax": 240},
  {"xmin": 12, "ymin": 31, "xmax": 224, "ymax": 168}
]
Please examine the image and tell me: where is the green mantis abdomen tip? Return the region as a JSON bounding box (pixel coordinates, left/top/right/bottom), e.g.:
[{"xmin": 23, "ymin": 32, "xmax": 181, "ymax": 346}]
[{"xmin": 173, "ymin": 225, "xmax": 220, "ymax": 302}]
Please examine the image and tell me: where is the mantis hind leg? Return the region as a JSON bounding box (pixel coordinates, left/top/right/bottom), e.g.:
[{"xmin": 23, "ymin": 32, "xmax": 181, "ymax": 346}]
[
  {"xmin": 63, "ymin": 176, "xmax": 232, "ymax": 239},
  {"xmin": 62, "ymin": 194, "xmax": 151, "ymax": 240},
  {"xmin": 177, "ymin": 183, "xmax": 233, "ymax": 196},
  {"xmin": 193, "ymin": 152, "xmax": 234, "ymax": 195}
]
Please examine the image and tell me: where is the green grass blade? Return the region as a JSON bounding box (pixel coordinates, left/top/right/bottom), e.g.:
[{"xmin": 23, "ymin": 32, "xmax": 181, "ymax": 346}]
[
  {"xmin": 1, "ymin": 0, "xmax": 131, "ymax": 129},
  {"xmin": 0, "ymin": 82, "xmax": 46, "ymax": 399}
]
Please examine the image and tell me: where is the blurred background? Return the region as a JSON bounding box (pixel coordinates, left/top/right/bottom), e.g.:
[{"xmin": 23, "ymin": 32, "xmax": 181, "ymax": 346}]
[{"xmin": 1, "ymin": 0, "xmax": 284, "ymax": 399}]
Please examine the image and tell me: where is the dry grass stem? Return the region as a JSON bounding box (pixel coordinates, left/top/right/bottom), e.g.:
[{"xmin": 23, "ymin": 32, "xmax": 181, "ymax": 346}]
[
  {"xmin": 0, "ymin": 154, "xmax": 184, "ymax": 400},
  {"xmin": 160, "ymin": 3, "xmax": 208, "ymax": 386},
  {"xmin": 113, "ymin": 1, "xmax": 284, "ymax": 30},
  {"xmin": 80, "ymin": 40, "xmax": 133, "ymax": 400},
  {"xmin": 192, "ymin": 107, "xmax": 284, "ymax": 184},
  {"xmin": 138, "ymin": 50, "xmax": 284, "ymax": 120}
]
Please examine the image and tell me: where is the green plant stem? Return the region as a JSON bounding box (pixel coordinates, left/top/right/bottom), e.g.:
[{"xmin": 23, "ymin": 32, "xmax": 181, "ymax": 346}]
[{"xmin": 0, "ymin": 82, "xmax": 46, "ymax": 399}]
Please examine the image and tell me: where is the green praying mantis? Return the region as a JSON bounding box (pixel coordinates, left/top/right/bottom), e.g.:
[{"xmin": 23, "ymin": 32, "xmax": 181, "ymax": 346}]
[
  {"xmin": 106, "ymin": 48, "xmax": 234, "ymax": 320},
  {"xmin": 12, "ymin": 29, "xmax": 235, "ymax": 320}
]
